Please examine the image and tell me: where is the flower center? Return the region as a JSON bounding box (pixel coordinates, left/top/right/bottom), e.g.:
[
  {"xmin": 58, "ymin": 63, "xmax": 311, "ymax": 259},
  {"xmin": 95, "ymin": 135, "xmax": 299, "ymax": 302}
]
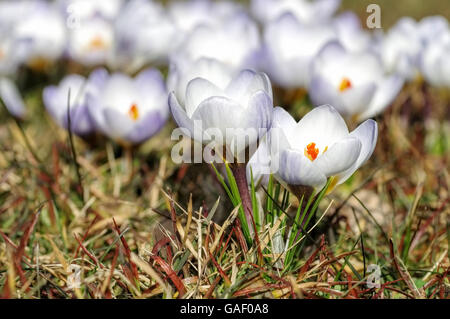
[
  {"xmin": 304, "ymin": 143, "xmax": 328, "ymax": 161},
  {"xmin": 128, "ymin": 103, "xmax": 139, "ymax": 121},
  {"xmin": 89, "ymin": 36, "xmax": 106, "ymax": 51},
  {"xmin": 304, "ymin": 142, "xmax": 319, "ymax": 161},
  {"xmin": 339, "ymin": 77, "xmax": 352, "ymax": 92}
]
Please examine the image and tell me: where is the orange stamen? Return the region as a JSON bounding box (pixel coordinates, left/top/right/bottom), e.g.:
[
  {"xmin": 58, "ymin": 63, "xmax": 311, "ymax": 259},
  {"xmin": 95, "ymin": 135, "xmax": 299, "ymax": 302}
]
[
  {"xmin": 128, "ymin": 103, "xmax": 139, "ymax": 121},
  {"xmin": 89, "ymin": 36, "xmax": 105, "ymax": 50},
  {"xmin": 304, "ymin": 142, "xmax": 319, "ymax": 161},
  {"xmin": 339, "ymin": 77, "xmax": 352, "ymax": 92}
]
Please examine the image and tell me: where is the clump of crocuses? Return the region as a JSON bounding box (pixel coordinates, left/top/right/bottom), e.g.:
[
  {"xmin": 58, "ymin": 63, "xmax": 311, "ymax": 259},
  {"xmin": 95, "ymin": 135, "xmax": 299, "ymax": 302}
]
[{"xmin": 44, "ymin": 68, "xmax": 169, "ymax": 146}]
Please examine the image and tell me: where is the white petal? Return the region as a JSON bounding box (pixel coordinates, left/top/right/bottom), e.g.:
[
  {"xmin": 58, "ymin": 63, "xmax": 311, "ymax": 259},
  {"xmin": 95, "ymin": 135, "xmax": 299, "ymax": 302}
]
[
  {"xmin": 239, "ymin": 91, "xmax": 273, "ymax": 134},
  {"xmin": 339, "ymin": 82, "xmax": 377, "ymax": 117},
  {"xmin": 185, "ymin": 77, "xmax": 226, "ymax": 118},
  {"xmin": 247, "ymin": 137, "xmax": 271, "ymax": 186},
  {"xmin": 270, "ymin": 106, "xmax": 297, "ymax": 148},
  {"xmin": 102, "ymin": 108, "xmax": 135, "ymax": 141},
  {"xmin": 276, "ymin": 149, "xmax": 327, "ymax": 189},
  {"xmin": 337, "ymin": 119, "xmax": 378, "ymax": 184},
  {"xmin": 225, "ymin": 70, "xmax": 272, "ymax": 107},
  {"xmin": 191, "ymin": 96, "xmax": 243, "ymax": 144},
  {"xmin": 168, "ymin": 92, "xmax": 196, "ymax": 138},
  {"xmin": 360, "ymin": 75, "xmax": 404, "ymax": 120},
  {"xmin": 292, "ymin": 104, "xmax": 349, "ymax": 151},
  {"xmin": 314, "ymin": 137, "xmax": 362, "ymax": 176}
]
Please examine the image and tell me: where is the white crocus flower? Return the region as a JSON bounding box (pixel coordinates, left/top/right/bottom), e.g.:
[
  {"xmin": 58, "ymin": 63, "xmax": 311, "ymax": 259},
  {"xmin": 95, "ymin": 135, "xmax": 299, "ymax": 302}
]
[
  {"xmin": 378, "ymin": 16, "xmax": 449, "ymax": 81},
  {"xmin": 416, "ymin": 15, "xmax": 449, "ymax": 45},
  {"xmin": 333, "ymin": 11, "xmax": 373, "ymax": 53},
  {"xmin": 309, "ymin": 42, "xmax": 404, "ymax": 122},
  {"xmin": 268, "ymin": 105, "xmax": 378, "ymax": 195},
  {"xmin": 13, "ymin": 4, "xmax": 67, "ymax": 69},
  {"xmin": 262, "ymin": 12, "xmax": 337, "ymax": 89},
  {"xmin": 0, "ymin": 1, "xmax": 44, "ymax": 30},
  {"xmin": 169, "ymin": 69, "xmax": 274, "ymax": 159},
  {"xmin": 58, "ymin": 0, "xmax": 124, "ymax": 21},
  {"xmin": 87, "ymin": 68, "xmax": 169, "ymax": 145},
  {"xmin": 43, "ymin": 71, "xmax": 105, "ymax": 136},
  {"xmin": 167, "ymin": 57, "xmax": 236, "ymax": 108},
  {"xmin": 168, "ymin": 0, "xmax": 243, "ymax": 35},
  {"xmin": 112, "ymin": 0, "xmax": 177, "ymax": 72},
  {"xmin": 68, "ymin": 17, "xmax": 114, "ymax": 67},
  {"xmin": 420, "ymin": 31, "xmax": 450, "ymax": 88},
  {"xmin": 169, "ymin": 67, "xmax": 274, "ymax": 237},
  {"xmin": 171, "ymin": 14, "xmax": 260, "ymax": 72},
  {"xmin": 251, "ymin": 0, "xmax": 341, "ymax": 25}
]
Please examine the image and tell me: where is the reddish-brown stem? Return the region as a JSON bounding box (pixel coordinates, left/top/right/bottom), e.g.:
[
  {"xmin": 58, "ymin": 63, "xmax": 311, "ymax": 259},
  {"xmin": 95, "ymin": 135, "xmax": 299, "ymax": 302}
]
[{"xmin": 230, "ymin": 163, "xmax": 254, "ymax": 236}]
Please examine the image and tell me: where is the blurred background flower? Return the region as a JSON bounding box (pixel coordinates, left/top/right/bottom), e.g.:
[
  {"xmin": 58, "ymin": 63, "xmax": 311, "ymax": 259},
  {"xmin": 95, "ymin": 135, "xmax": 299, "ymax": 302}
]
[
  {"xmin": 43, "ymin": 71, "xmax": 105, "ymax": 136},
  {"xmin": 86, "ymin": 68, "xmax": 169, "ymax": 145},
  {"xmin": 309, "ymin": 42, "xmax": 404, "ymax": 122}
]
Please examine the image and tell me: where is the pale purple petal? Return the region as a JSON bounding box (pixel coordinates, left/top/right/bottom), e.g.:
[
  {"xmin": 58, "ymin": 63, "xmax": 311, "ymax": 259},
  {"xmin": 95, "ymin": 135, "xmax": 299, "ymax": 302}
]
[
  {"xmin": 70, "ymin": 104, "xmax": 95, "ymax": 136},
  {"xmin": 239, "ymin": 91, "xmax": 273, "ymax": 137},
  {"xmin": 125, "ymin": 110, "xmax": 168, "ymax": 144}
]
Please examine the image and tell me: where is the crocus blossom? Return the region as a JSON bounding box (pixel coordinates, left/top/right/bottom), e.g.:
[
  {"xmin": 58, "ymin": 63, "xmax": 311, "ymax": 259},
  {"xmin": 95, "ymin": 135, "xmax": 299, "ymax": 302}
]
[
  {"xmin": 268, "ymin": 105, "xmax": 378, "ymax": 193},
  {"xmin": 170, "ymin": 13, "xmax": 260, "ymax": 72},
  {"xmin": 112, "ymin": 0, "xmax": 177, "ymax": 72},
  {"xmin": 169, "ymin": 69, "xmax": 273, "ymax": 159},
  {"xmin": 262, "ymin": 12, "xmax": 336, "ymax": 89},
  {"xmin": 58, "ymin": 0, "xmax": 124, "ymax": 22},
  {"xmin": 333, "ymin": 11, "xmax": 373, "ymax": 53},
  {"xmin": 420, "ymin": 31, "xmax": 450, "ymax": 88},
  {"xmin": 43, "ymin": 71, "xmax": 105, "ymax": 136},
  {"xmin": 87, "ymin": 68, "xmax": 169, "ymax": 145},
  {"xmin": 67, "ymin": 16, "xmax": 114, "ymax": 67},
  {"xmin": 13, "ymin": 3, "xmax": 67, "ymax": 69},
  {"xmin": 309, "ymin": 42, "xmax": 404, "ymax": 122},
  {"xmin": 251, "ymin": 0, "xmax": 341, "ymax": 25},
  {"xmin": 168, "ymin": 0, "xmax": 244, "ymax": 35},
  {"xmin": 167, "ymin": 57, "xmax": 236, "ymax": 107},
  {"xmin": 378, "ymin": 16, "xmax": 449, "ymax": 81}
]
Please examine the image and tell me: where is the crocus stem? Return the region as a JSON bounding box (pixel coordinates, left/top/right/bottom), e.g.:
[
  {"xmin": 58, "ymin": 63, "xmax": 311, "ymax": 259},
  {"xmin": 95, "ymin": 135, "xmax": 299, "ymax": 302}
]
[
  {"xmin": 124, "ymin": 146, "xmax": 134, "ymax": 184},
  {"xmin": 230, "ymin": 163, "xmax": 254, "ymax": 236}
]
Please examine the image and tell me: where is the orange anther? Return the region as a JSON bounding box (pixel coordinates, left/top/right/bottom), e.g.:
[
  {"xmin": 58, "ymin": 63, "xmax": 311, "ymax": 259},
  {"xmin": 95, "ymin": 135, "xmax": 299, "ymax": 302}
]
[
  {"xmin": 339, "ymin": 77, "xmax": 352, "ymax": 92},
  {"xmin": 128, "ymin": 103, "xmax": 139, "ymax": 121},
  {"xmin": 89, "ymin": 36, "xmax": 105, "ymax": 50},
  {"xmin": 304, "ymin": 142, "xmax": 319, "ymax": 161}
]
